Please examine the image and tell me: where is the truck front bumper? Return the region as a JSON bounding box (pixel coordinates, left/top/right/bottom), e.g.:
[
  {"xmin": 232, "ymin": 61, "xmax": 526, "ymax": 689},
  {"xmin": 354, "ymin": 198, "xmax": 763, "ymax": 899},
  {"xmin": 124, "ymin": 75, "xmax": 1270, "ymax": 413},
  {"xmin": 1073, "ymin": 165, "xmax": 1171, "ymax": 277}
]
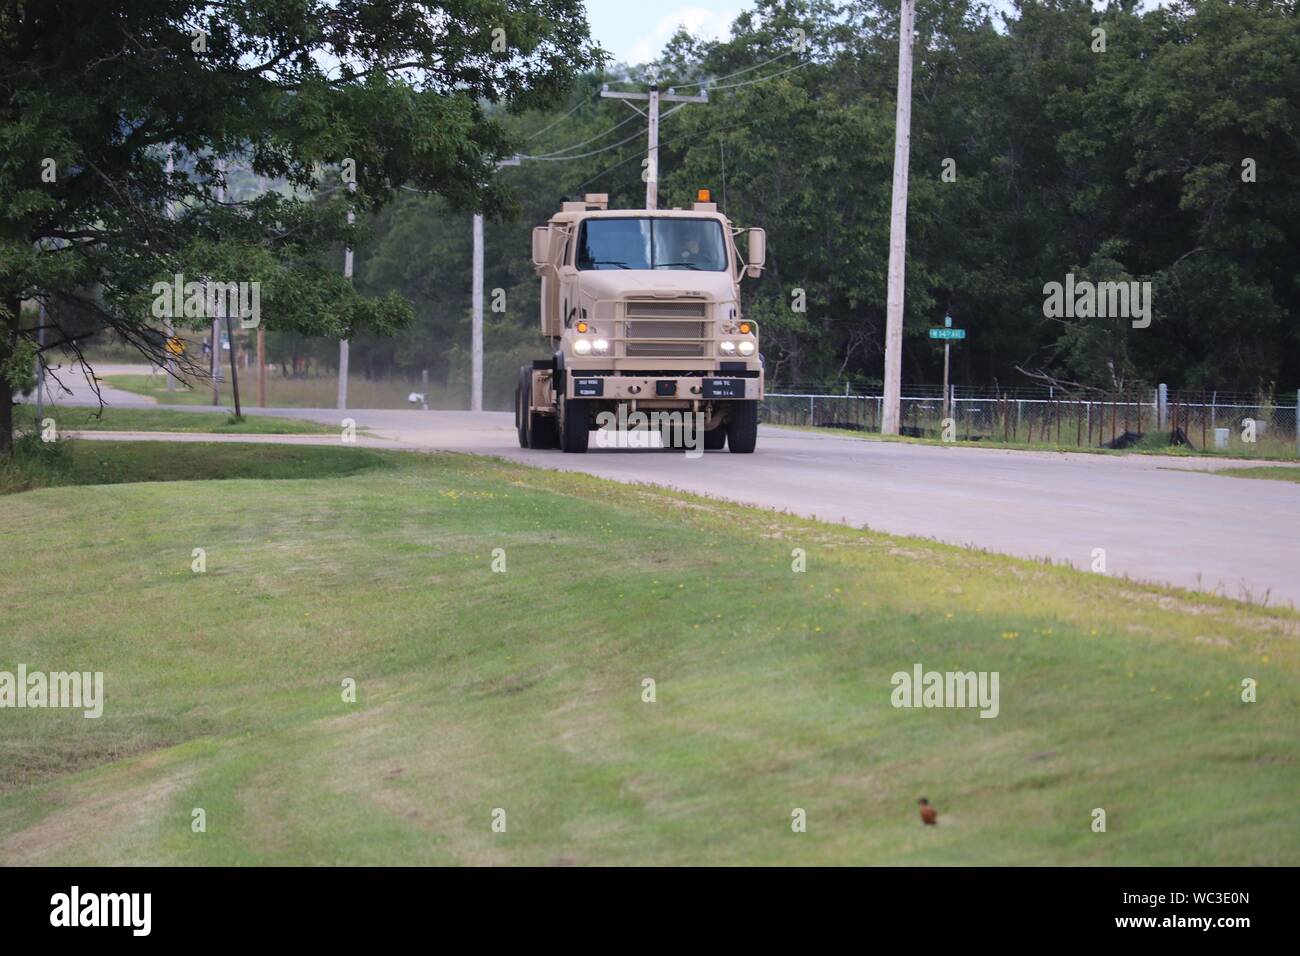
[{"xmin": 565, "ymin": 373, "xmax": 762, "ymax": 402}]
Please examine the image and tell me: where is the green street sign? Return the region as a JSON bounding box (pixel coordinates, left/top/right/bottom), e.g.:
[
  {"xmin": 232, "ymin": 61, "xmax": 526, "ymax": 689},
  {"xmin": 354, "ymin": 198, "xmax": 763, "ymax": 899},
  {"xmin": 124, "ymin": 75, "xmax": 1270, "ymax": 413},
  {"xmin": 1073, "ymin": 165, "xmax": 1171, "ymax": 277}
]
[{"xmin": 929, "ymin": 327, "xmax": 966, "ymax": 340}]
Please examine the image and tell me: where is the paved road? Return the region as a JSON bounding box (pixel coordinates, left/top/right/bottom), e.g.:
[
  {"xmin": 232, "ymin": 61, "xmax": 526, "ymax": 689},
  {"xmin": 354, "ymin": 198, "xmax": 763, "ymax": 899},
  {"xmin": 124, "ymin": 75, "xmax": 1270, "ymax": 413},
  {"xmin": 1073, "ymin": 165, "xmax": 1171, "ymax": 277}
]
[
  {"xmin": 40, "ymin": 364, "xmax": 1300, "ymax": 607},
  {"xmin": 36, "ymin": 361, "xmax": 160, "ymax": 408}
]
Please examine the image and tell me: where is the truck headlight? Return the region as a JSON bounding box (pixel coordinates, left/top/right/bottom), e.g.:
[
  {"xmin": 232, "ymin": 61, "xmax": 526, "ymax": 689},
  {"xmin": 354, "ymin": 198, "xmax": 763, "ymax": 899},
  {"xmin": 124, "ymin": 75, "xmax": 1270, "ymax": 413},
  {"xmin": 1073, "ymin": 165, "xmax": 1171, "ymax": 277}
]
[
  {"xmin": 720, "ymin": 340, "xmax": 737, "ymax": 355},
  {"xmin": 593, "ymin": 339, "xmax": 609, "ymax": 354},
  {"xmin": 573, "ymin": 339, "xmax": 592, "ymax": 355},
  {"xmin": 738, "ymin": 341, "xmax": 755, "ymax": 356}
]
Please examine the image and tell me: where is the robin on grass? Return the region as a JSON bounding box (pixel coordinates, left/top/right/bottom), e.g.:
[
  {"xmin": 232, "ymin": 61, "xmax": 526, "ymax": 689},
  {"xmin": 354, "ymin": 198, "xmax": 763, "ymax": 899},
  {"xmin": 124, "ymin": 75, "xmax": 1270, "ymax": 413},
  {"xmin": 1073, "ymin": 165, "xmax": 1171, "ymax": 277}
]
[{"xmin": 918, "ymin": 797, "xmax": 938, "ymax": 825}]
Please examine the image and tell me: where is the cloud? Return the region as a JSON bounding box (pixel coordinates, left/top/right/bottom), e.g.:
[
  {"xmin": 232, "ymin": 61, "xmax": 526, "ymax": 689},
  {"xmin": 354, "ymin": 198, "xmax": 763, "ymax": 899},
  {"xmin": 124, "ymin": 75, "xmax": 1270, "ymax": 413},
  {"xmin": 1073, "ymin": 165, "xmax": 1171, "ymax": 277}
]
[{"xmin": 621, "ymin": 6, "xmax": 742, "ymax": 66}]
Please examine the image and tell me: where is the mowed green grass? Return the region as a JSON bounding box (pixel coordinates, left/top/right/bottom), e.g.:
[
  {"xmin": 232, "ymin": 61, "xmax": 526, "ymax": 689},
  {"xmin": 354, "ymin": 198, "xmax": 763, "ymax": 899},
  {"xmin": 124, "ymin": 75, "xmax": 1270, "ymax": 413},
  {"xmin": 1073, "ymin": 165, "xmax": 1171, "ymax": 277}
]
[
  {"xmin": 1, "ymin": 443, "xmax": 1296, "ymax": 865},
  {"xmin": 0, "ymin": 437, "xmax": 380, "ymax": 495},
  {"xmin": 1214, "ymin": 466, "xmax": 1300, "ymax": 484},
  {"xmin": 17, "ymin": 404, "xmax": 337, "ymax": 435},
  {"xmin": 102, "ymin": 373, "xmax": 264, "ymax": 407},
  {"xmin": 105, "ymin": 371, "xmax": 422, "ymax": 409},
  {"xmin": 773, "ymin": 424, "xmax": 1300, "ymax": 462}
]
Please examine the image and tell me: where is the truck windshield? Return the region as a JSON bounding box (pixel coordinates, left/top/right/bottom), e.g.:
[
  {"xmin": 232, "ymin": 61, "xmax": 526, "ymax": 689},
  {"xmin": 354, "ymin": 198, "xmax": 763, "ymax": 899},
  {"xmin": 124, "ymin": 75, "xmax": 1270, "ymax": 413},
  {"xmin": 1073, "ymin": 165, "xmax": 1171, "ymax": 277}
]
[{"xmin": 577, "ymin": 218, "xmax": 727, "ymax": 272}]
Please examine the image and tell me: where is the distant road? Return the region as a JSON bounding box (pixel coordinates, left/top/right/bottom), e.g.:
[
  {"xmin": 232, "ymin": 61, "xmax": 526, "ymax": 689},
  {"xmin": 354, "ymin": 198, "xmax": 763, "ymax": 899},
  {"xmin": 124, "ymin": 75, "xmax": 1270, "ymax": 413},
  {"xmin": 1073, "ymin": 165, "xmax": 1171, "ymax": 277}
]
[
  {"xmin": 37, "ymin": 361, "xmax": 159, "ymax": 407},
  {"xmin": 42, "ymin": 364, "xmax": 1300, "ymax": 607}
]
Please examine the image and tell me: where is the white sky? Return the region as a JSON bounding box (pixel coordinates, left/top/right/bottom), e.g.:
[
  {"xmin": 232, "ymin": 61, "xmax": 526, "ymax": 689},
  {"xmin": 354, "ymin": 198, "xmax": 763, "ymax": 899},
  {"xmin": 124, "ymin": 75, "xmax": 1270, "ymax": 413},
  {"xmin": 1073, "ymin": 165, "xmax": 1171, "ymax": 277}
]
[
  {"xmin": 583, "ymin": 1, "xmax": 1174, "ymax": 66},
  {"xmin": 584, "ymin": 0, "xmax": 746, "ymax": 66}
]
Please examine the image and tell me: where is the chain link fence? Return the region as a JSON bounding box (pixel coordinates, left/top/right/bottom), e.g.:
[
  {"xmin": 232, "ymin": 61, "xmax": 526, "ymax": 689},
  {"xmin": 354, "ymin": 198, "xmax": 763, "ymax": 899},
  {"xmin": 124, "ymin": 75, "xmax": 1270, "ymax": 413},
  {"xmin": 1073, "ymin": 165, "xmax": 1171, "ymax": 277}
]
[{"xmin": 762, "ymin": 385, "xmax": 1300, "ymax": 459}]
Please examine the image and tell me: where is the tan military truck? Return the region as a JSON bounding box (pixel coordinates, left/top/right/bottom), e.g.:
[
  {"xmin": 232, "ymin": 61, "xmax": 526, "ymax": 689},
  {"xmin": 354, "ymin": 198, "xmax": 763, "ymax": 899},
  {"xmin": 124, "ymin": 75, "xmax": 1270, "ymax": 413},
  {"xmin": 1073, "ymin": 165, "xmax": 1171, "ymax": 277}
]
[{"xmin": 516, "ymin": 190, "xmax": 766, "ymax": 453}]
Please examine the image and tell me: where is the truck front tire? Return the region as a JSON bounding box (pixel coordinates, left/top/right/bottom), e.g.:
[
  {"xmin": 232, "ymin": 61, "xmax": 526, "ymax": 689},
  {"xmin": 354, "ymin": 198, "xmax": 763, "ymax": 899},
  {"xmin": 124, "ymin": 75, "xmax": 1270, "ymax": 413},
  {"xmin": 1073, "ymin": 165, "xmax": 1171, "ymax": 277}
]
[
  {"xmin": 726, "ymin": 400, "xmax": 758, "ymax": 453},
  {"xmin": 559, "ymin": 396, "xmax": 590, "ymax": 453}
]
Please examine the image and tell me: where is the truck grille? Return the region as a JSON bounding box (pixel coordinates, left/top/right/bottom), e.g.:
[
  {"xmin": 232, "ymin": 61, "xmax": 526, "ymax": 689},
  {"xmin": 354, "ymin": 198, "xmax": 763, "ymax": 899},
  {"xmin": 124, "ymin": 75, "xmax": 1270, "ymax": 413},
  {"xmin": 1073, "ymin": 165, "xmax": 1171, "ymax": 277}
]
[{"xmin": 624, "ymin": 300, "xmax": 708, "ymax": 358}]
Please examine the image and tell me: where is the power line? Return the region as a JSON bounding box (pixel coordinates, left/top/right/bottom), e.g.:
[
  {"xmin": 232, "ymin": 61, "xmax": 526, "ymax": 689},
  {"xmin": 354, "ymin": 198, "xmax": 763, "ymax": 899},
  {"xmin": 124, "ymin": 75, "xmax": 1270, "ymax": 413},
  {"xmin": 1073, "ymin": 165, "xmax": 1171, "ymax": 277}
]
[
  {"xmin": 522, "ymin": 52, "xmax": 810, "ymax": 161},
  {"xmin": 519, "ymin": 110, "xmax": 642, "ymax": 159},
  {"xmin": 600, "ymin": 46, "xmax": 797, "ymax": 95},
  {"xmin": 571, "ymin": 107, "xmax": 757, "ymax": 194},
  {"xmin": 521, "ymin": 97, "xmax": 691, "ymax": 166},
  {"xmin": 570, "ymin": 148, "xmax": 644, "ymax": 193},
  {"xmin": 523, "ymin": 92, "xmax": 595, "ymax": 141},
  {"xmin": 674, "ymin": 48, "xmax": 796, "ymax": 89},
  {"xmin": 708, "ymin": 60, "xmax": 810, "ymax": 92},
  {"xmin": 601, "ymin": 57, "xmax": 810, "ymax": 103},
  {"xmin": 399, "ymin": 58, "xmax": 810, "ymax": 195},
  {"xmin": 521, "ymin": 124, "xmax": 647, "ymax": 161}
]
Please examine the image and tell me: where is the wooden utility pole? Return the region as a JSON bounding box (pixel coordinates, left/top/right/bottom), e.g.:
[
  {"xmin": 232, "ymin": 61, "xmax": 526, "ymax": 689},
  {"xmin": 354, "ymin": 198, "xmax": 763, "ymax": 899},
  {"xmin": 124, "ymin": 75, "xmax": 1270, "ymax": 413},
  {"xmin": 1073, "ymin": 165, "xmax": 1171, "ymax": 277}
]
[
  {"xmin": 882, "ymin": 0, "xmax": 915, "ymax": 436},
  {"xmin": 600, "ymin": 82, "xmax": 707, "ymax": 211},
  {"xmin": 338, "ymin": 179, "xmax": 356, "ymax": 411},
  {"xmin": 211, "ymin": 158, "xmax": 225, "ymax": 406},
  {"xmin": 646, "ymin": 84, "xmax": 660, "ymax": 210},
  {"xmin": 470, "ymin": 156, "xmax": 520, "ymax": 412},
  {"xmin": 256, "ymin": 326, "xmax": 266, "ymax": 407},
  {"xmin": 471, "ymin": 211, "xmax": 484, "ymax": 411},
  {"xmin": 226, "ymin": 315, "xmax": 242, "ymax": 417},
  {"xmin": 164, "ymin": 145, "xmax": 176, "ymax": 393},
  {"xmin": 35, "ymin": 299, "xmax": 46, "ymax": 419},
  {"xmin": 211, "ymin": 315, "xmax": 221, "ymax": 404}
]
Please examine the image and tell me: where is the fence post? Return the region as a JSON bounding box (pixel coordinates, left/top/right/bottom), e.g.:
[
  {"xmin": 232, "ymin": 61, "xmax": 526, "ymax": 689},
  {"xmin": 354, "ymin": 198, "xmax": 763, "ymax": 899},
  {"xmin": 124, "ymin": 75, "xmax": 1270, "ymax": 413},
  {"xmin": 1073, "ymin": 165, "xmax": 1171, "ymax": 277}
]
[
  {"xmin": 1157, "ymin": 383, "xmax": 1168, "ymax": 430},
  {"xmin": 1296, "ymin": 390, "xmax": 1299, "ymax": 456}
]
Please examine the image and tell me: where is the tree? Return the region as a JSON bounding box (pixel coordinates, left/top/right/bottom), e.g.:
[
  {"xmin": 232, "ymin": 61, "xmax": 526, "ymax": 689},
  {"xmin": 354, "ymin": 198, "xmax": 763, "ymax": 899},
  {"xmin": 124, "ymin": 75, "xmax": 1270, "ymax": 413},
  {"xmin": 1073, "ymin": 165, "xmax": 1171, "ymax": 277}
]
[
  {"xmin": 279, "ymin": 0, "xmax": 1298, "ymax": 401},
  {"xmin": 0, "ymin": 0, "xmax": 599, "ymax": 452}
]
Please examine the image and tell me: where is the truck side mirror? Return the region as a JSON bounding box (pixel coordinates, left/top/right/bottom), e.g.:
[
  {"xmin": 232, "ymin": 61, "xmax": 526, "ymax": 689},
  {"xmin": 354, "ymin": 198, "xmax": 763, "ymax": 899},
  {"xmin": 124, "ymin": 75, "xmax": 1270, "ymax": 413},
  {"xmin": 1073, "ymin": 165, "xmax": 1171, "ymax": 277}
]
[
  {"xmin": 532, "ymin": 227, "xmax": 550, "ymax": 269},
  {"xmin": 745, "ymin": 228, "xmax": 766, "ymax": 278}
]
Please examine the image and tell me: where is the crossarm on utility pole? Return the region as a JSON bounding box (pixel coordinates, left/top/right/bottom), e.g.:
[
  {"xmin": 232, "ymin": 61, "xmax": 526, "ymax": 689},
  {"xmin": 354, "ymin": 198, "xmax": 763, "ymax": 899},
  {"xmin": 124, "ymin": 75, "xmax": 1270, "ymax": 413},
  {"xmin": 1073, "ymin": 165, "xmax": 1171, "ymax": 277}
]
[{"xmin": 600, "ymin": 84, "xmax": 707, "ymax": 211}]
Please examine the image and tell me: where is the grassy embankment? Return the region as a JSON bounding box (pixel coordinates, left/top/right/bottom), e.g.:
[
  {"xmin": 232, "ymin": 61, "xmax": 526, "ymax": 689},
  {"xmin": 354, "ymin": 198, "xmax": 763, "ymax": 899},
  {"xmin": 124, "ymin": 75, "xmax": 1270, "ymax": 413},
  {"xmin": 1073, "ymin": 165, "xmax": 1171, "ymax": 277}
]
[
  {"xmin": 105, "ymin": 372, "xmax": 447, "ymax": 410},
  {"xmin": 1211, "ymin": 467, "xmax": 1300, "ymax": 485},
  {"xmin": 18, "ymin": 405, "xmax": 336, "ymax": 435},
  {"xmin": 771, "ymin": 423, "xmax": 1300, "ymax": 462},
  {"xmin": 1, "ymin": 441, "xmax": 1295, "ymax": 864}
]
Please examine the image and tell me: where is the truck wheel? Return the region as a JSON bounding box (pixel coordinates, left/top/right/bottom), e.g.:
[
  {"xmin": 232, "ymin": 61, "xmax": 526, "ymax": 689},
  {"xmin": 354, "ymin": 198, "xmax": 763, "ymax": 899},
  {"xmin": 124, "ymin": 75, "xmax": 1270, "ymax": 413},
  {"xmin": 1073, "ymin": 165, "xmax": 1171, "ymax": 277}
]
[
  {"xmin": 516, "ymin": 366, "xmax": 532, "ymax": 448},
  {"xmin": 726, "ymin": 401, "xmax": 758, "ymax": 453},
  {"xmin": 559, "ymin": 397, "xmax": 590, "ymax": 453},
  {"xmin": 704, "ymin": 426, "xmax": 726, "ymax": 450}
]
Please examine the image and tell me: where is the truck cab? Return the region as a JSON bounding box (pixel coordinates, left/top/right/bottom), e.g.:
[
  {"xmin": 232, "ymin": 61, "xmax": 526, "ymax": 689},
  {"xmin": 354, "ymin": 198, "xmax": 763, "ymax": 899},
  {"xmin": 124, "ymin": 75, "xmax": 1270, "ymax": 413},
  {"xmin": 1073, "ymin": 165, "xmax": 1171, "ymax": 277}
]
[{"xmin": 517, "ymin": 191, "xmax": 766, "ymax": 453}]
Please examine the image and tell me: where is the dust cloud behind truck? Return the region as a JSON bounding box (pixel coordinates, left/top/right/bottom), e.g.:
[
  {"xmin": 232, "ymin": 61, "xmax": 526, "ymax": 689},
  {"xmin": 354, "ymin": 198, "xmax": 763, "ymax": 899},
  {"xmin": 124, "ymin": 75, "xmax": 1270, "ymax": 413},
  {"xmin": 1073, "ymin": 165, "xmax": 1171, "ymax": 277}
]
[{"xmin": 516, "ymin": 190, "xmax": 767, "ymax": 453}]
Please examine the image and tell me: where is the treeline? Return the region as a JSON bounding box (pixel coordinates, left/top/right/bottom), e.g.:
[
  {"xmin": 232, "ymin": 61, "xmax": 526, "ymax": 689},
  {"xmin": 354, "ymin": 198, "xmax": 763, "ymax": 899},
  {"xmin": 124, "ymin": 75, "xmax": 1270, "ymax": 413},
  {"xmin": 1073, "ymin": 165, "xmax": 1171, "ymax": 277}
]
[{"xmin": 332, "ymin": 0, "xmax": 1298, "ymax": 403}]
